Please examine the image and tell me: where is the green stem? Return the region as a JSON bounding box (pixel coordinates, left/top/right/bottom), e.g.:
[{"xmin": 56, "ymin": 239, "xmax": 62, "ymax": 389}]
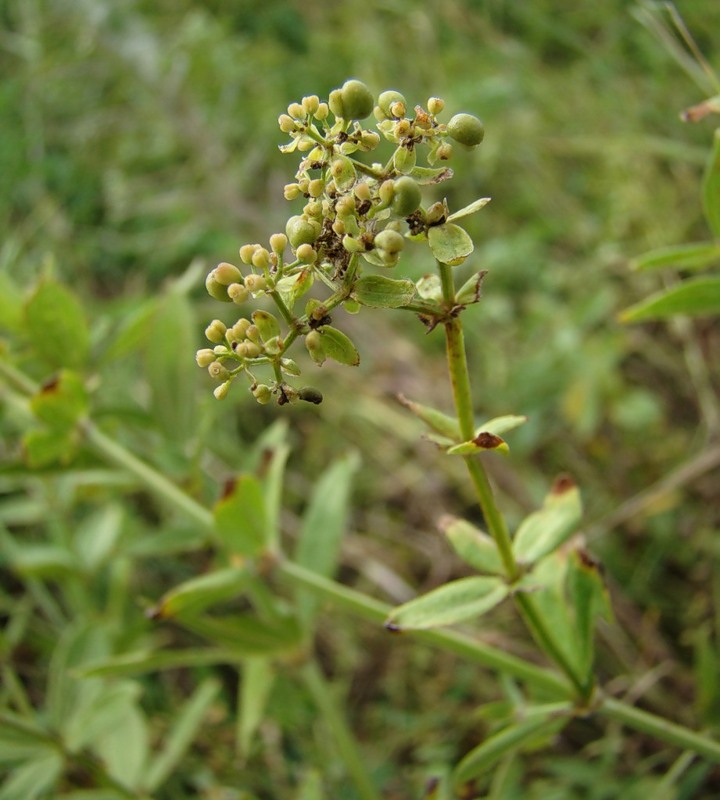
[
  {"xmin": 600, "ymin": 696, "xmax": 720, "ymax": 764},
  {"xmin": 301, "ymin": 660, "xmax": 382, "ymax": 800}
]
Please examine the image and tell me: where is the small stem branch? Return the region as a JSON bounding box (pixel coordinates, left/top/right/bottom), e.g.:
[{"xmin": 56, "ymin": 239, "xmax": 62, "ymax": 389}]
[
  {"xmin": 301, "ymin": 660, "xmax": 382, "ymax": 800},
  {"xmin": 600, "ymin": 696, "xmax": 720, "ymax": 764}
]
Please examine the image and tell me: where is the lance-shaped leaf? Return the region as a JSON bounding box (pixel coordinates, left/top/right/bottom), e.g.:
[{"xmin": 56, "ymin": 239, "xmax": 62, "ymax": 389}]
[
  {"xmin": 567, "ymin": 548, "xmax": 612, "ymax": 679},
  {"xmin": 385, "ymin": 576, "xmax": 508, "ymax": 631},
  {"xmin": 351, "ymin": 275, "xmax": 416, "ymax": 308},
  {"xmin": 631, "ymin": 241, "xmax": 720, "ymax": 272},
  {"xmin": 703, "ymin": 128, "xmax": 720, "ymax": 238},
  {"xmin": 474, "ymin": 414, "xmax": 527, "ymax": 438},
  {"xmin": 178, "ymin": 612, "xmax": 302, "ymax": 655},
  {"xmin": 30, "ymin": 371, "xmax": 88, "ymax": 430},
  {"xmin": 316, "ymin": 325, "xmax": 360, "ymax": 366},
  {"xmin": 214, "ymin": 475, "xmax": 269, "ymax": 558},
  {"xmin": 619, "ymin": 276, "xmax": 720, "ymax": 322},
  {"xmin": 452, "ymin": 705, "xmax": 571, "ymax": 786},
  {"xmin": 408, "ymin": 165, "xmax": 454, "ymax": 185},
  {"xmin": 456, "ymin": 270, "xmax": 488, "ymax": 305},
  {"xmin": 397, "ymin": 394, "xmax": 461, "ymax": 440},
  {"xmin": 24, "ymin": 279, "xmax": 90, "ymax": 369},
  {"xmin": 512, "ymin": 476, "xmax": 582, "ymax": 566},
  {"xmin": 147, "ymin": 567, "xmax": 251, "ymax": 620},
  {"xmin": 79, "ymin": 648, "xmax": 249, "ymax": 678},
  {"xmin": 440, "ymin": 516, "xmax": 503, "ymax": 575},
  {"xmin": 447, "ymin": 432, "xmax": 508, "ymax": 456},
  {"xmin": 447, "ymin": 197, "xmax": 491, "ymax": 222},
  {"xmin": 428, "ymin": 223, "xmax": 474, "ymax": 266},
  {"xmin": 237, "ymin": 657, "xmax": 276, "ymax": 757}
]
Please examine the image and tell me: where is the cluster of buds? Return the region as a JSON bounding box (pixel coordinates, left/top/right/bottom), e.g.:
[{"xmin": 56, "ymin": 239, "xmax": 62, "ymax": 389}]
[{"xmin": 197, "ymin": 79, "xmax": 489, "ymax": 405}]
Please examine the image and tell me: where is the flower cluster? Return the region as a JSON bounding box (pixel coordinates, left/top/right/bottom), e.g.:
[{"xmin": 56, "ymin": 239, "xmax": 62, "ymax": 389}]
[{"xmin": 197, "ymin": 79, "xmax": 488, "ymax": 405}]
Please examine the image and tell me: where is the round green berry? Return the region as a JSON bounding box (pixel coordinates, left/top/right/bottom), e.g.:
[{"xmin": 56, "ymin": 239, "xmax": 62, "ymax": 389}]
[
  {"xmin": 340, "ymin": 79, "xmax": 374, "ymax": 120},
  {"xmin": 377, "ymin": 90, "xmax": 406, "ymax": 119},
  {"xmin": 391, "ymin": 176, "xmax": 422, "ymax": 217},
  {"xmin": 286, "ymin": 215, "xmax": 320, "ymax": 249},
  {"xmin": 374, "ymin": 229, "xmax": 405, "ymax": 255},
  {"xmin": 446, "ymin": 113, "xmax": 485, "ymax": 147}
]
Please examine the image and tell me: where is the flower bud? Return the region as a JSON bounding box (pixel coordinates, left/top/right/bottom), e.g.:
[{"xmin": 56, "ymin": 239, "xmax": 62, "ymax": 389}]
[
  {"xmin": 391, "ymin": 176, "xmax": 422, "ymax": 217},
  {"xmin": 330, "ymin": 155, "xmax": 356, "ymax": 189},
  {"xmin": 379, "ymin": 180, "xmax": 395, "ymax": 206},
  {"xmin": 303, "ymin": 200, "xmax": 323, "ymax": 219},
  {"xmin": 284, "ymin": 183, "xmax": 301, "ymax": 201},
  {"xmin": 335, "ymin": 195, "xmax": 356, "ymax": 217},
  {"xmin": 205, "ymin": 273, "xmax": 231, "ymax": 302},
  {"xmin": 374, "ymin": 229, "xmax": 405, "ymax": 255},
  {"xmin": 436, "ymin": 142, "xmax": 453, "ymax": 160},
  {"xmin": 236, "ymin": 341, "xmax": 262, "ymax": 359},
  {"xmin": 427, "ymin": 97, "xmax": 445, "ymax": 115},
  {"xmin": 286, "ymin": 215, "xmax": 320, "ymax": 248},
  {"xmin": 230, "ymin": 318, "xmax": 251, "ymax": 340},
  {"xmin": 244, "ymin": 324, "xmax": 262, "ymax": 344},
  {"xmin": 213, "ymin": 381, "xmax": 231, "ymax": 400},
  {"xmin": 278, "ymin": 114, "xmax": 297, "ymax": 133},
  {"xmin": 296, "ymin": 243, "xmax": 317, "ymax": 264},
  {"xmin": 446, "ymin": 113, "xmax": 485, "ymax": 147},
  {"xmin": 307, "ymin": 178, "xmax": 325, "ymax": 198},
  {"xmin": 205, "ymin": 319, "xmax": 227, "ymax": 344},
  {"xmin": 208, "ymin": 361, "xmax": 230, "ymax": 381},
  {"xmin": 244, "ymin": 274, "xmax": 267, "ymax": 294},
  {"xmin": 213, "ymin": 345, "xmax": 229, "ymax": 355},
  {"xmin": 359, "ymin": 131, "xmax": 381, "ymax": 151},
  {"xmin": 315, "ymin": 102, "xmax": 329, "ymax": 120},
  {"xmin": 339, "ymin": 79, "xmax": 374, "ymax": 120},
  {"xmin": 239, "ymin": 243, "xmax": 258, "ymax": 264},
  {"xmin": 252, "ymin": 383, "xmax": 273, "ymax": 404},
  {"xmin": 195, "ymin": 348, "xmax": 216, "ymax": 368},
  {"xmin": 213, "ymin": 262, "xmax": 243, "ymax": 286},
  {"xmin": 305, "ymin": 330, "xmax": 326, "ymax": 365},
  {"xmin": 269, "ymin": 232, "xmax": 288, "ymax": 254},
  {"xmin": 228, "ymin": 283, "xmax": 249, "ymax": 304},
  {"xmin": 251, "ymin": 247, "xmax": 270, "ymax": 270},
  {"xmin": 302, "ymin": 95, "xmax": 320, "ymax": 116},
  {"xmin": 287, "ymin": 102, "xmax": 305, "ymax": 119},
  {"xmin": 354, "ymin": 182, "xmax": 371, "ymax": 202},
  {"xmin": 394, "ymin": 119, "xmax": 412, "ymax": 138},
  {"xmin": 377, "ymin": 90, "xmax": 407, "ymax": 119},
  {"xmin": 425, "ymin": 201, "xmax": 447, "ymax": 226}
]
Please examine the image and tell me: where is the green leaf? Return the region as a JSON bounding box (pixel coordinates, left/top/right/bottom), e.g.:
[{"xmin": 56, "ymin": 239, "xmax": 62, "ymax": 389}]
[
  {"xmin": 456, "ymin": 270, "xmax": 488, "ymax": 305},
  {"xmin": 9, "ymin": 544, "xmax": 79, "ymax": 579},
  {"xmin": 79, "ymin": 649, "xmax": 250, "ymax": 678},
  {"xmin": 447, "ymin": 197, "xmax": 491, "ymax": 222},
  {"xmin": 0, "ymin": 713, "xmax": 52, "ymax": 765},
  {"xmin": 64, "ymin": 681, "xmax": 142, "ymax": 753},
  {"xmin": 24, "ymin": 279, "xmax": 90, "ymax": 369},
  {"xmin": 474, "ymin": 415, "xmax": 527, "ymax": 438},
  {"xmin": 567, "ymin": 548, "xmax": 612, "ymax": 679},
  {"xmin": 619, "ymin": 276, "xmax": 720, "ymax": 322},
  {"xmin": 385, "ymin": 576, "xmax": 508, "ymax": 631},
  {"xmin": 0, "ymin": 272, "xmax": 23, "ymax": 332},
  {"xmin": 428, "ymin": 223, "xmax": 474, "ymax": 266},
  {"xmin": 23, "ymin": 427, "xmax": 77, "ymax": 468},
  {"xmin": 631, "ymin": 241, "xmax": 720, "ymax": 272},
  {"xmin": 214, "ymin": 474, "xmax": 269, "ymax": 558},
  {"xmin": 316, "ymin": 325, "xmax": 360, "ymax": 366},
  {"xmin": 149, "ymin": 567, "xmax": 251, "ymax": 619},
  {"xmin": 0, "ymin": 750, "xmax": 64, "ymax": 800},
  {"xmin": 408, "ymin": 165, "xmax": 454, "ymax": 185},
  {"xmin": 143, "ymin": 678, "xmax": 220, "ymax": 792},
  {"xmin": 447, "ymin": 432, "xmax": 508, "ymax": 456},
  {"xmin": 29, "ymin": 370, "xmax": 88, "ymax": 430},
  {"xmin": 351, "ymin": 275, "xmax": 416, "ymax": 308},
  {"xmin": 93, "ymin": 701, "xmax": 148, "ymax": 790},
  {"xmin": 295, "ymin": 452, "xmax": 360, "ymax": 628},
  {"xmin": 275, "ymin": 269, "xmax": 314, "ymax": 306},
  {"xmin": 440, "ymin": 516, "xmax": 503, "ymax": 575},
  {"xmin": 452, "ymin": 706, "xmax": 570, "ymax": 786},
  {"xmin": 73, "ymin": 504, "xmax": 124, "ymax": 572},
  {"xmin": 237, "ymin": 658, "xmax": 276, "ymax": 757},
  {"xmin": 145, "ymin": 288, "xmax": 196, "ymax": 444},
  {"xmin": 177, "ymin": 613, "xmax": 302, "ymax": 655},
  {"xmin": 415, "ymin": 274, "xmax": 444, "ymax": 302},
  {"xmin": 397, "ymin": 394, "xmax": 460, "ymax": 440},
  {"xmin": 703, "ymin": 128, "xmax": 720, "ymax": 238},
  {"xmin": 512, "ymin": 477, "xmax": 582, "ymax": 566}
]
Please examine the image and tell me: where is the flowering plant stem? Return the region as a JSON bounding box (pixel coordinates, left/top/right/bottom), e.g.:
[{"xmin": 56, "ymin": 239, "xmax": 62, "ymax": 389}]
[
  {"xmin": 438, "ymin": 261, "xmax": 591, "ymax": 701},
  {"xmin": 2, "ymin": 356, "xmax": 720, "ymax": 764}
]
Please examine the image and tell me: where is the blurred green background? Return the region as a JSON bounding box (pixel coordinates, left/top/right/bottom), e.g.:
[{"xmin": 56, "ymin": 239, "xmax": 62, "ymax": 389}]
[{"xmin": 2, "ymin": 0, "xmax": 720, "ymax": 797}]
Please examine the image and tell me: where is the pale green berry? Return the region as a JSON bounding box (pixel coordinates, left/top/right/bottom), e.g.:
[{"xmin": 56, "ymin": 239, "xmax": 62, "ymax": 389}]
[
  {"xmin": 213, "ymin": 262, "xmax": 243, "ymax": 286},
  {"xmin": 340, "ymin": 79, "xmax": 374, "ymax": 120},
  {"xmin": 195, "ymin": 348, "xmax": 216, "ymax": 368},
  {"xmin": 252, "ymin": 383, "xmax": 273, "ymax": 404},
  {"xmin": 446, "ymin": 113, "xmax": 485, "ymax": 147},
  {"xmin": 205, "ymin": 319, "xmax": 227, "ymax": 344},
  {"xmin": 286, "ymin": 215, "xmax": 319, "ymax": 248},
  {"xmin": 281, "ymin": 357, "xmax": 301, "ymax": 376},
  {"xmin": 378, "ymin": 90, "xmax": 406, "ymax": 119},
  {"xmin": 296, "ymin": 243, "xmax": 317, "ymax": 264},
  {"xmin": 328, "ymin": 88, "xmax": 345, "ymax": 118},
  {"xmin": 213, "ymin": 345, "xmax": 229, "ymax": 355},
  {"xmin": 379, "ymin": 180, "xmax": 395, "ymax": 206},
  {"xmin": 436, "ymin": 142, "xmax": 453, "ymax": 160},
  {"xmin": 307, "ymin": 179, "xmax": 325, "ymax": 198},
  {"xmin": 284, "ymin": 183, "xmax": 301, "ymax": 200},
  {"xmin": 335, "ymin": 195, "xmax": 356, "ymax": 217},
  {"xmin": 303, "ymin": 200, "xmax": 323, "ymax": 219},
  {"xmin": 374, "ymin": 229, "xmax": 405, "ymax": 255},
  {"xmin": 391, "ymin": 176, "xmax": 422, "ymax": 217},
  {"xmin": 359, "ymin": 131, "xmax": 380, "ymax": 150},
  {"xmin": 354, "ymin": 182, "xmax": 371, "ymax": 202},
  {"xmin": 342, "ymin": 235, "xmax": 363, "ymax": 253},
  {"xmin": 305, "ymin": 330, "xmax": 326, "ymax": 365}
]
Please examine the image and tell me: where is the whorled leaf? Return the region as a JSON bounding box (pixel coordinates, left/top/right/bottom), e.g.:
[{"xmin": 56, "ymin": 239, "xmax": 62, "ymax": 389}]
[{"xmin": 428, "ymin": 223, "xmax": 474, "ymax": 266}]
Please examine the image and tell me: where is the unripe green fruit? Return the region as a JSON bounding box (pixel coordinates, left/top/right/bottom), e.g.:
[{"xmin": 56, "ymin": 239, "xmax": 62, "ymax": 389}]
[
  {"xmin": 340, "ymin": 79, "xmax": 374, "ymax": 120},
  {"xmin": 328, "ymin": 89, "xmax": 345, "ymax": 118},
  {"xmin": 296, "ymin": 243, "xmax": 316, "ymax": 264},
  {"xmin": 305, "ymin": 330, "xmax": 326, "ymax": 366},
  {"xmin": 286, "ymin": 215, "xmax": 319, "ymax": 248},
  {"xmin": 378, "ymin": 90, "xmax": 406, "ymax": 119},
  {"xmin": 446, "ymin": 113, "xmax": 485, "ymax": 147},
  {"xmin": 252, "ymin": 383, "xmax": 273, "ymax": 404},
  {"xmin": 391, "ymin": 176, "xmax": 422, "ymax": 217},
  {"xmin": 269, "ymin": 233, "xmax": 288, "ymax": 253},
  {"xmin": 205, "ymin": 273, "xmax": 231, "ymax": 302},
  {"xmin": 374, "ymin": 229, "xmax": 405, "ymax": 255},
  {"xmin": 427, "ymin": 96, "xmax": 445, "ymax": 115}
]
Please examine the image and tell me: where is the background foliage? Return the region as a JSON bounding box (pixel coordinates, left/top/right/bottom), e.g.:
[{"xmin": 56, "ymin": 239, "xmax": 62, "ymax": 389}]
[{"xmin": 1, "ymin": 0, "xmax": 720, "ymax": 797}]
